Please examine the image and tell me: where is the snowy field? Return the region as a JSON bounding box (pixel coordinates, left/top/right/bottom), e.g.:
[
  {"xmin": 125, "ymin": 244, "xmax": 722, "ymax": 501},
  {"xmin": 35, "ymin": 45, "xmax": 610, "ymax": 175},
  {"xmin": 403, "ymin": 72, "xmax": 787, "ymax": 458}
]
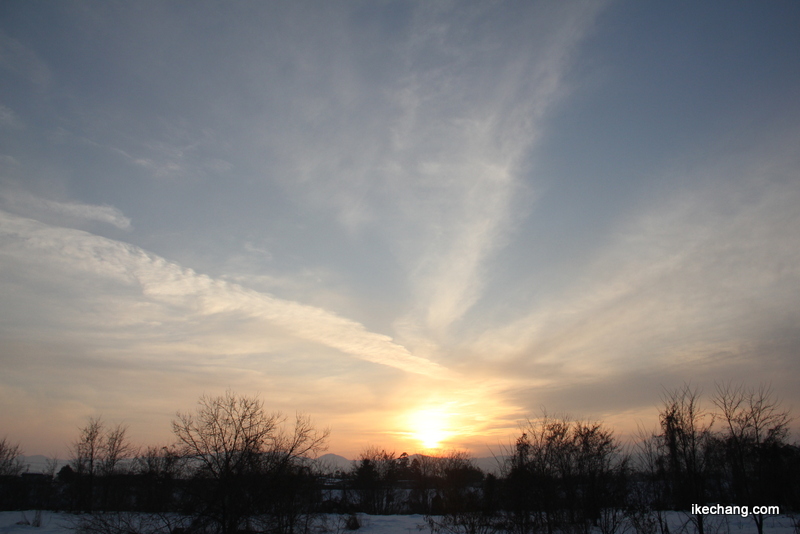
[
  {"xmin": 0, "ymin": 512, "xmax": 428, "ymax": 534},
  {"xmin": 0, "ymin": 511, "xmax": 797, "ymax": 534}
]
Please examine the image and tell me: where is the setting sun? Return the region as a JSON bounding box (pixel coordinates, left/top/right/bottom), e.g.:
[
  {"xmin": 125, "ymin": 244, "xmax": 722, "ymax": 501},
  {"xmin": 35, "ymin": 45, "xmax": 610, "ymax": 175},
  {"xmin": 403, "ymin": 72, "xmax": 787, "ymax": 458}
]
[{"xmin": 408, "ymin": 408, "xmax": 452, "ymax": 450}]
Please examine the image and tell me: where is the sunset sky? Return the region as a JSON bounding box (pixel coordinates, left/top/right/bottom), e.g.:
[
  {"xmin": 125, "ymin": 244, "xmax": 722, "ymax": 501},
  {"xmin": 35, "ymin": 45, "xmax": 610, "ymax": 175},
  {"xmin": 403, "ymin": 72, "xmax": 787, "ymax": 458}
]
[{"xmin": 2, "ymin": 1, "xmax": 800, "ymax": 459}]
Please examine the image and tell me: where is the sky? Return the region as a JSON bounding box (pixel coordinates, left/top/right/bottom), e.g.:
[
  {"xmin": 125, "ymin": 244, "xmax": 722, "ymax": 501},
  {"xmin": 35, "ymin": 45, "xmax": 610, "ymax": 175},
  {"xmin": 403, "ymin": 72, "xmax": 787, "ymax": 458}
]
[{"xmin": 1, "ymin": 1, "xmax": 800, "ymax": 460}]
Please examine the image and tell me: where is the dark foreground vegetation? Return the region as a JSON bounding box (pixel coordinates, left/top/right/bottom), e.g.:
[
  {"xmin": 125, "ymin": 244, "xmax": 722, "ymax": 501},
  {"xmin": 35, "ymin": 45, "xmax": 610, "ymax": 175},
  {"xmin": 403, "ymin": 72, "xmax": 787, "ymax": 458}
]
[{"xmin": 1, "ymin": 384, "xmax": 799, "ymax": 534}]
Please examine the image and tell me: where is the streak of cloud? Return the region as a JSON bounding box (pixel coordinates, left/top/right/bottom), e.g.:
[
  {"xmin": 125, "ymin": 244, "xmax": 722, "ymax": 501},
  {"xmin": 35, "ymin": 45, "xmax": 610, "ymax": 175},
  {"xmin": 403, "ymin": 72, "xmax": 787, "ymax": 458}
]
[
  {"xmin": 0, "ymin": 191, "xmax": 132, "ymax": 230},
  {"xmin": 395, "ymin": 3, "xmax": 604, "ymax": 341},
  {"xmin": 269, "ymin": 2, "xmax": 608, "ymax": 349},
  {"xmin": 0, "ymin": 210, "xmax": 448, "ymax": 378},
  {"xmin": 470, "ymin": 139, "xmax": 800, "ymax": 403}
]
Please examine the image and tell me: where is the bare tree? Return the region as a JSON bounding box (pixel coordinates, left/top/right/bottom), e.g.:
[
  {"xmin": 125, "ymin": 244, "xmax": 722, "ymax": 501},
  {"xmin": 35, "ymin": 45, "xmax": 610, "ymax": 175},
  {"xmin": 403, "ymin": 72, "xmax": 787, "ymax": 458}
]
[
  {"xmin": 713, "ymin": 382, "xmax": 791, "ymax": 449},
  {"xmin": 408, "ymin": 452, "xmax": 441, "ymax": 514},
  {"xmin": 351, "ymin": 446, "xmax": 402, "ymax": 514},
  {"xmin": 99, "ymin": 424, "xmax": 136, "ymax": 477},
  {"xmin": 71, "ymin": 417, "xmax": 104, "ymax": 478},
  {"xmin": 505, "ymin": 413, "xmax": 626, "ymax": 534},
  {"xmin": 0, "ymin": 437, "xmax": 25, "ymax": 476},
  {"xmin": 713, "ymin": 382, "xmax": 793, "ymax": 534},
  {"xmin": 572, "ymin": 421, "xmax": 628, "ymax": 534},
  {"xmin": 44, "ymin": 455, "xmax": 60, "ymax": 478},
  {"xmin": 135, "ymin": 444, "xmax": 185, "ymax": 478},
  {"xmin": 658, "ymin": 385, "xmax": 714, "ymax": 534},
  {"xmin": 172, "ymin": 391, "xmax": 329, "ymax": 534},
  {"xmin": 629, "ymin": 425, "xmax": 671, "ymax": 534},
  {"xmin": 69, "ymin": 417, "xmax": 136, "ymax": 511},
  {"xmin": 435, "ymin": 450, "xmax": 485, "ymax": 514},
  {"xmin": 424, "ymin": 450, "xmax": 495, "ymax": 534},
  {"xmin": 261, "ymin": 413, "xmax": 329, "ymax": 534},
  {"xmin": 173, "ymin": 391, "xmax": 280, "ymax": 534},
  {"xmin": 134, "ymin": 444, "xmax": 186, "ymax": 512},
  {"xmin": 266, "ymin": 413, "xmax": 330, "ymax": 471},
  {"xmin": 173, "ymin": 392, "xmax": 280, "ymax": 482},
  {"xmin": 71, "ymin": 510, "xmax": 188, "ymax": 534},
  {"xmin": 70, "ymin": 417, "xmax": 105, "ymax": 511}
]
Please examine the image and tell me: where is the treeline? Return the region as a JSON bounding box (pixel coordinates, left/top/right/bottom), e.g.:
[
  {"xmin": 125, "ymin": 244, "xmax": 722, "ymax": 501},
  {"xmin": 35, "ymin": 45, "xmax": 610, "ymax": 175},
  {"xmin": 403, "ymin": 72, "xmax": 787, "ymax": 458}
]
[{"xmin": 1, "ymin": 384, "xmax": 799, "ymax": 534}]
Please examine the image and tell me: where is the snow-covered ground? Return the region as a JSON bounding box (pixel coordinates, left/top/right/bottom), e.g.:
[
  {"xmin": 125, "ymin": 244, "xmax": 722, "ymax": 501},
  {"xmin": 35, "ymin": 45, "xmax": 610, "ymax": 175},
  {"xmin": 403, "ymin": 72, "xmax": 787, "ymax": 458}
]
[
  {"xmin": 0, "ymin": 512, "xmax": 428, "ymax": 534},
  {"xmin": 0, "ymin": 512, "xmax": 71, "ymax": 534},
  {"xmin": 0, "ymin": 511, "xmax": 796, "ymax": 534}
]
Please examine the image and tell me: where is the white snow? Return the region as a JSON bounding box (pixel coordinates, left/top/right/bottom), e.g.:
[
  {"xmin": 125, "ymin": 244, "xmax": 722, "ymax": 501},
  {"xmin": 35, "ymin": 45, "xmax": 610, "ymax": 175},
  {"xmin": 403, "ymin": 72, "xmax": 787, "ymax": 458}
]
[
  {"xmin": 0, "ymin": 512, "xmax": 73, "ymax": 534},
  {"xmin": 0, "ymin": 511, "xmax": 796, "ymax": 534}
]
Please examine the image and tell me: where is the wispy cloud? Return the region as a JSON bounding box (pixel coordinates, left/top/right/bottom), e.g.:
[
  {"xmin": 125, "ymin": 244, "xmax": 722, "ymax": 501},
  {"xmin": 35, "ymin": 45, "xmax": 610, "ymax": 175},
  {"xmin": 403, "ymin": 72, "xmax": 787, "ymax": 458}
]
[
  {"xmin": 0, "ymin": 210, "xmax": 449, "ymax": 378},
  {"xmin": 266, "ymin": 3, "xmax": 608, "ymax": 349},
  {"xmin": 389, "ymin": 2, "xmax": 607, "ymax": 344},
  {"xmin": 471, "ymin": 138, "xmax": 800, "ymax": 399},
  {"xmin": 0, "ymin": 191, "xmax": 132, "ymax": 229}
]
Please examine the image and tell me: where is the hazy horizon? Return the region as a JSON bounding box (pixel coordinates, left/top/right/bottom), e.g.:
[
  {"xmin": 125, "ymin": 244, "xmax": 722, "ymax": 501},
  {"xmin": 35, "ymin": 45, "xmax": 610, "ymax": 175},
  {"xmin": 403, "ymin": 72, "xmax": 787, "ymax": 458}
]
[{"xmin": 2, "ymin": 1, "xmax": 800, "ymax": 459}]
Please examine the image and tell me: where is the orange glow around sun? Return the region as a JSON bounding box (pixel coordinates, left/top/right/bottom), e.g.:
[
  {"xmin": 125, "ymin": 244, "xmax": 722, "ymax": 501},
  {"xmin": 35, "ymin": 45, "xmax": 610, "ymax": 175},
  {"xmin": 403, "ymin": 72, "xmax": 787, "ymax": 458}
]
[{"xmin": 408, "ymin": 407, "xmax": 453, "ymax": 450}]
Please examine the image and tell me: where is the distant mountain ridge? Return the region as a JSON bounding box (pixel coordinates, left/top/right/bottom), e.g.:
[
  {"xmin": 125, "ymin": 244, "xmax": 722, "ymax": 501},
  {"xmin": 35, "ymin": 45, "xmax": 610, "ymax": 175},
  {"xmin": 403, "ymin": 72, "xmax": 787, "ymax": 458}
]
[
  {"xmin": 315, "ymin": 453, "xmax": 352, "ymax": 472},
  {"xmin": 18, "ymin": 455, "xmax": 66, "ymax": 474}
]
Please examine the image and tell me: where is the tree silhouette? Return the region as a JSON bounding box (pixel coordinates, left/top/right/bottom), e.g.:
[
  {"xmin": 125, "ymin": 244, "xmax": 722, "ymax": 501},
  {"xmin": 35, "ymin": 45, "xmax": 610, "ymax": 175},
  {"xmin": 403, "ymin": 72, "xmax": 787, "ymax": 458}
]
[
  {"xmin": 69, "ymin": 418, "xmax": 135, "ymax": 511},
  {"xmin": 0, "ymin": 437, "xmax": 24, "ymax": 476},
  {"xmin": 713, "ymin": 382, "xmax": 794, "ymax": 534},
  {"xmin": 172, "ymin": 391, "xmax": 328, "ymax": 534},
  {"xmin": 657, "ymin": 385, "xmax": 715, "ymax": 534}
]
